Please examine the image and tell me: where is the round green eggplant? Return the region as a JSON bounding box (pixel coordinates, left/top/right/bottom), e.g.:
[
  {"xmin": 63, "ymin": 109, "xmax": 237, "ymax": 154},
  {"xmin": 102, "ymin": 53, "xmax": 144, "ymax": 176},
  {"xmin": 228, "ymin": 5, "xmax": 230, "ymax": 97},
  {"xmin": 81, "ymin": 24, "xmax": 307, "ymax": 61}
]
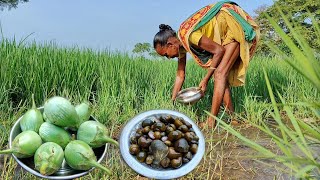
[
  {"xmin": 39, "ymin": 122, "xmax": 71, "ymax": 149},
  {"xmin": 34, "ymin": 142, "xmax": 64, "ymax": 175},
  {"xmin": 75, "ymin": 102, "xmax": 92, "ymax": 124},
  {"xmin": 64, "ymin": 140, "xmax": 111, "ymax": 175},
  {"xmin": 0, "ymin": 131, "xmax": 42, "ymax": 158},
  {"xmin": 43, "ymin": 96, "xmax": 80, "ymax": 129},
  {"xmin": 20, "ymin": 94, "xmax": 44, "ymax": 132},
  {"xmin": 77, "ymin": 121, "xmax": 118, "ymax": 148}
]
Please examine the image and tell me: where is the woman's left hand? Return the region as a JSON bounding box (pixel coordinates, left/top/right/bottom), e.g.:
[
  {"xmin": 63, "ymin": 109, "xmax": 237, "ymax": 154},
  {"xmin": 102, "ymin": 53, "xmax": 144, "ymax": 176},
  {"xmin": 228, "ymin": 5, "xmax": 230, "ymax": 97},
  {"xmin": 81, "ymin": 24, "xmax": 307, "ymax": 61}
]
[{"xmin": 198, "ymin": 79, "xmax": 208, "ymax": 94}]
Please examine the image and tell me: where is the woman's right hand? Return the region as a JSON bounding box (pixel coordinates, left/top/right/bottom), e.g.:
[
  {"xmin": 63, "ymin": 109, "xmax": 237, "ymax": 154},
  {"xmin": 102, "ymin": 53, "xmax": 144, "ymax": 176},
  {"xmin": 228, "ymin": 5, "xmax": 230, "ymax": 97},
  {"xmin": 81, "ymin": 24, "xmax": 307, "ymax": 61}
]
[
  {"xmin": 198, "ymin": 78, "xmax": 208, "ymax": 95},
  {"xmin": 171, "ymin": 93, "xmax": 177, "ymax": 101}
]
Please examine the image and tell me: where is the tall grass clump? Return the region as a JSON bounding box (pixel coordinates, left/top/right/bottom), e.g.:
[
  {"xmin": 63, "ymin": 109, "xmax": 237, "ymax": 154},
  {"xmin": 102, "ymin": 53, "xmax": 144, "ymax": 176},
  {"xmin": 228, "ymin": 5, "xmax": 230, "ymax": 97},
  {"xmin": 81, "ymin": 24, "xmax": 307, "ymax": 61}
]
[{"xmin": 215, "ymin": 5, "xmax": 320, "ymax": 179}]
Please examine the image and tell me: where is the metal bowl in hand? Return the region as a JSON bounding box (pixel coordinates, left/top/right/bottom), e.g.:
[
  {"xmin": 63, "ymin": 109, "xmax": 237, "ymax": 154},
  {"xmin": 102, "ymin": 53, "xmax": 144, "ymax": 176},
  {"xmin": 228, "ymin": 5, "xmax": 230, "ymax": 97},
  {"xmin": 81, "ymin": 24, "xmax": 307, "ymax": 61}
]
[{"xmin": 176, "ymin": 87, "xmax": 204, "ymax": 105}]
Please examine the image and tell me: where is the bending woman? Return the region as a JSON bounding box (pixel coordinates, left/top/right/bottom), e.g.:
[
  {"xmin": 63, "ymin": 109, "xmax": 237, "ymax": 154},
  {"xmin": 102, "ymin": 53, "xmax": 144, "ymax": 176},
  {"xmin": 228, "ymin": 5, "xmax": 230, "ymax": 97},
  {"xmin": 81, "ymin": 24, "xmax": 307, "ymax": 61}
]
[{"xmin": 153, "ymin": 1, "xmax": 260, "ymax": 127}]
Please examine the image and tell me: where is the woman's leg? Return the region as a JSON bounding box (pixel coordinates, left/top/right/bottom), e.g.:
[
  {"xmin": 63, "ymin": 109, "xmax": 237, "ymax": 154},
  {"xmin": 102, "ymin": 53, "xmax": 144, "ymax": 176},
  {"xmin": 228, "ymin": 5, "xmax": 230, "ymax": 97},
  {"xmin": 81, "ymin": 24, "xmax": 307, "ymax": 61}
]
[
  {"xmin": 223, "ymin": 84, "xmax": 234, "ymax": 115},
  {"xmin": 206, "ymin": 42, "xmax": 240, "ymax": 127}
]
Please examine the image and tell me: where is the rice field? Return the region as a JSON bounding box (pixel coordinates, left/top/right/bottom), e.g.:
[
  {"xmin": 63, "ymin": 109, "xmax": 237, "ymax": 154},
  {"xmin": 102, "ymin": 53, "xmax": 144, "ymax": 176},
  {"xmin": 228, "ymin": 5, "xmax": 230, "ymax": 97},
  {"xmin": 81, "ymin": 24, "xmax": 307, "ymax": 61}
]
[{"xmin": 0, "ymin": 38, "xmax": 319, "ymax": 179}]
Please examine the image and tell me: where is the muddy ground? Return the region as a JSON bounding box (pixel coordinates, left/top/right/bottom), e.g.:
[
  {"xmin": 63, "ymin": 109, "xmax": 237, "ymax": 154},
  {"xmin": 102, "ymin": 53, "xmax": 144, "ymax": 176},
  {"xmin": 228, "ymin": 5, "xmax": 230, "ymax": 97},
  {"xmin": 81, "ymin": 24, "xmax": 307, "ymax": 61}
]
[{"xmin": 193, "ymin": 124, "xmax": 291, "ymax": 180}]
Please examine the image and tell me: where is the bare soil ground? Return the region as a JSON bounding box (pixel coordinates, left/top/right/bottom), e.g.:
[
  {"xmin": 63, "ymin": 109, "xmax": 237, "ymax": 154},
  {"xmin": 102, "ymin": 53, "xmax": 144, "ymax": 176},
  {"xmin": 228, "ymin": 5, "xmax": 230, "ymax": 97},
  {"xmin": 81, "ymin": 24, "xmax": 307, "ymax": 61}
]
[{"xmin": 188, "ymin": 124, "xmax": 291, "ymax": 180}]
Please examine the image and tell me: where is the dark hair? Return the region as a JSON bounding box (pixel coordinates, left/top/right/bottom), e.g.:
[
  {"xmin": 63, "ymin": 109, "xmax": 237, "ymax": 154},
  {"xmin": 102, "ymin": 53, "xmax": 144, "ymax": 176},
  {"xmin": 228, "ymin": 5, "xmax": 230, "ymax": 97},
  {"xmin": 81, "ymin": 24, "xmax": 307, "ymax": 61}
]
[{"xmin": 153, "ymin": 24, "xmax": 176, "ymax": 48}]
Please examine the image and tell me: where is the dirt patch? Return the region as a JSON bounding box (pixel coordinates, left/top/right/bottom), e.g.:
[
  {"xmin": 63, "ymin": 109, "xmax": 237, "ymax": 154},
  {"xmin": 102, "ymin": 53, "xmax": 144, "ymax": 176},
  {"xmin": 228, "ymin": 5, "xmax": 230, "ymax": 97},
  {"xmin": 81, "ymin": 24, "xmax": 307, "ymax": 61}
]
[{"xmin": 178, "ymin": 124, "xmax": 292, "ymax": 180}]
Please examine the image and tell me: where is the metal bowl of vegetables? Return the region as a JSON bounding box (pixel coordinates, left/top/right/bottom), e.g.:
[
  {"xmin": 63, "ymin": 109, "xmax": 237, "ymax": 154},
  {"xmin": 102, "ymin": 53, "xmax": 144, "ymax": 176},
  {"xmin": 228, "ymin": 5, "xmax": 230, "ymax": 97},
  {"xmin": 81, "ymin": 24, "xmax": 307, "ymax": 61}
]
[
  {"xmin": 9, "ymin": 107, "xmax": 108, "ymax": 180},
  {"xmin": 176, "ymin": 87, "xmax": 204, "ymax": 105},
  {"xmin": 119, "ymin": 109, "xmax": 205, "ymax": 180}
]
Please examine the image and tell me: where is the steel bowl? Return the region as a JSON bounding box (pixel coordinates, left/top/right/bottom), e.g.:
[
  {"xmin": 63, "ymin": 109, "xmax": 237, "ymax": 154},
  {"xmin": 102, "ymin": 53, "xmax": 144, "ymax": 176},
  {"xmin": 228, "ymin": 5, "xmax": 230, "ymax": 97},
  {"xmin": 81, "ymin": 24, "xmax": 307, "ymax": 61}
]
[
  {"xmin": 9, "ymin": 107, "xmax": 107, "ymax": 180},
  {"xmin": 176, "ymin": 87, "xmax": 204, "ymax": 105},
  {"xmin": 119, "ymin": 109, "xmax": 205, "ymax": 180}
]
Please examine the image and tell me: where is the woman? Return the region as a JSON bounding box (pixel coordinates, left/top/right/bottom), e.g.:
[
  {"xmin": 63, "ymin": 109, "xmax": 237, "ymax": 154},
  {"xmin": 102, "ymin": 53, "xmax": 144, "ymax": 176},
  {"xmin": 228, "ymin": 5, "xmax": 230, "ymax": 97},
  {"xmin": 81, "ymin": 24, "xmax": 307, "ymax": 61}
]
[{"xmin": 153, "ymin": 0, "xmax": 260, "ymax": 128}]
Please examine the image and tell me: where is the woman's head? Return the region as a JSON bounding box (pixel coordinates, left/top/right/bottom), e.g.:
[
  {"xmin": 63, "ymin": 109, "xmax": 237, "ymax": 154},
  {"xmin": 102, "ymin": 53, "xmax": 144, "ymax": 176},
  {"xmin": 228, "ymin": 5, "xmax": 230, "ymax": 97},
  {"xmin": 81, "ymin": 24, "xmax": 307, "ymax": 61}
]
[{"xmin": 153, "ymin": 24, "xmax": 180, "ymax": 58}]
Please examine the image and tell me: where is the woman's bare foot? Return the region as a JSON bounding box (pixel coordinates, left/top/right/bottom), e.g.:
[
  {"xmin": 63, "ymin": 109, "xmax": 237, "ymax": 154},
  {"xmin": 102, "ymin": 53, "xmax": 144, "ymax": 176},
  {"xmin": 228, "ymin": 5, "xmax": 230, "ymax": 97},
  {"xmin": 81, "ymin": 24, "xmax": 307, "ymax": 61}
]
[
  {"xmin": 207, "ymin": 117, "xmax": 216, "ymax": 127},
  {"xmin": 230, "ymin": 117, "xmax": 246, "ymax": 126},
  {"xmin": 198, "ymin": 117, "xmax": 216, "ymax": 129},
  {"xmin": 230, "ymin": 119, "xmax": 241, "ymax": 126},
  {"xmin": 198, "ymin": 122, "xmax": 206, "ymax": 129}
]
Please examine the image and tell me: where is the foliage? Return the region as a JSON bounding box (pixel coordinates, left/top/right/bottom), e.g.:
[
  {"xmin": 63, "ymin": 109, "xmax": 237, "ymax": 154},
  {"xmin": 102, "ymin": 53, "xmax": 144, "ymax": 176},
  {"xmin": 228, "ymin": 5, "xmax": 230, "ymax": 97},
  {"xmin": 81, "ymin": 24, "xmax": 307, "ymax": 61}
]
[
  {"xmin": 0, "ymin": 0, "xmax": 28, "ymax": 10},
  {"xmin": 0, "ymin": 19, "xmax": 319, "ymax": 178},
  {"xmin": 0, "ymin": 38, "xmax": 319, "ymax": 178},
  {"xmin": 132, "ymin": 43, "xmax": 151, "ymax": 56},
  {"xmin": 216, "ymin": 3, "xmax": 320, "ymax": 179},
  {"xmin": 254, "ymin": 0, "xmax": 320, "ymax": 55},
  {"xmin": 132, "ymin": 42, "xmax": 164, "ymax": 59}
]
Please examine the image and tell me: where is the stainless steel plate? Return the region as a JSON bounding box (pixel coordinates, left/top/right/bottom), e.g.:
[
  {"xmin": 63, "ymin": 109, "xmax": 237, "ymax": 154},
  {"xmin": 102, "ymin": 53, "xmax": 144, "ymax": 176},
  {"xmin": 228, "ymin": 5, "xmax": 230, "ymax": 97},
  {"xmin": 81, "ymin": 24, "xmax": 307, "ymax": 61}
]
[
  {"xmin": 119, "ymin": 109, "xmax": 205, "ymax": 180},
  {"xmin": 176, "ymin": 87, "xmax": 203, "ymax": 105},
  {"xmin": 9, "ymin": 107, "xmax": 107, "ymax": 180}
]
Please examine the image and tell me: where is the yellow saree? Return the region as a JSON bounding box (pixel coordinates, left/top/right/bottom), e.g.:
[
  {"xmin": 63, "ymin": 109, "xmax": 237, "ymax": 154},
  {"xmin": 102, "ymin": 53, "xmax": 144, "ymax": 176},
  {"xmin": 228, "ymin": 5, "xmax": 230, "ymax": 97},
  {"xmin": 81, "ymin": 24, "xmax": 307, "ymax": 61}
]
[{"xmin": 177, "ymin": 2, "xmax": 260, "ymax": 87}]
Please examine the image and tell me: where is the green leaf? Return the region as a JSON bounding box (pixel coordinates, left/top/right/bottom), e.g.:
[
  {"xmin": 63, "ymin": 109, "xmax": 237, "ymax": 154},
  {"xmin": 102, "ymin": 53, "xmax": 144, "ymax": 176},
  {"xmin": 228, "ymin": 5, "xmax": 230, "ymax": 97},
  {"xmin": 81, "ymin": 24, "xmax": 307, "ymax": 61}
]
[{"xmin": 295, "ymin": 165, "xmax": 317, "ymax": 179}]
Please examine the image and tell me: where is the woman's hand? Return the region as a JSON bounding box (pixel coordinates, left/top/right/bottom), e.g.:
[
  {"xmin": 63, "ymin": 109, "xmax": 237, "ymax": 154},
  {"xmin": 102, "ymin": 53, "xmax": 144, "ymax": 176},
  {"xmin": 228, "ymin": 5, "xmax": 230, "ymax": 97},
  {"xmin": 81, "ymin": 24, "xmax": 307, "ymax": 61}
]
[
  {"xmin": 199, "ymin": 78, "xmax": 208, "ymax": 94},
  {"xmin": 171, "ymin": 93, "xmax": 178, "ymax": 101}
]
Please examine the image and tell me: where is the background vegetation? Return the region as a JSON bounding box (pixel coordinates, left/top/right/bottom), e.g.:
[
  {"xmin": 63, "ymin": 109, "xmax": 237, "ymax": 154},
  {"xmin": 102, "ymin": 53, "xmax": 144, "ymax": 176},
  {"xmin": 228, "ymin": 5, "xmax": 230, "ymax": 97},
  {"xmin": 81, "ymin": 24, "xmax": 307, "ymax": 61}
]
[
  {"xmin": 254, "ymin": 0, "xmax": 320, "ymax": 55},
  {"xmin": 0, "ymin": 37, "xmax": 319, "ymax": 179},
  {"xmin": 1, "ymin": 0, "xmax": 319, "ymax": 179},
  {"xmin": 0, "ymin": 0, "xmax": 28, "ymax": 10}
]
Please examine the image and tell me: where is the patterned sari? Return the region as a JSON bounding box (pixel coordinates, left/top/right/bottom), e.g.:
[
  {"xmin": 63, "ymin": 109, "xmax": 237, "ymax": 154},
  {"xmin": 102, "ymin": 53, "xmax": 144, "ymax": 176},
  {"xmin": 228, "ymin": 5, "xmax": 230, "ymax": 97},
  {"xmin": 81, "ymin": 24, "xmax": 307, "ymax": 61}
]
[{"xmin": 177, "ymin": 0, "xmax": 260, "ymax": 86}]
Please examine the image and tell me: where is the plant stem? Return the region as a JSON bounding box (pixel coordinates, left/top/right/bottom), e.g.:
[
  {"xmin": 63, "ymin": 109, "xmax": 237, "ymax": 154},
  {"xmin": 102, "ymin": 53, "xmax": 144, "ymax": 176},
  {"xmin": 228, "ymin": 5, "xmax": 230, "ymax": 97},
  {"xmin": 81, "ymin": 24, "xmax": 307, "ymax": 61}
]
[
  {"xmin": 0, "ymin": 149, "xmax": 14, "ymax": 154},
  {"xmin": 103, "ymin": 137, "xmax": 119, "ymax": 147},
  {"xmin": 89, "ymin": 160, "xmax": 111, "ymax": 175},
  {"xmin": 32, "ymin": 93, "xmax": 36, "ymax": 109}
]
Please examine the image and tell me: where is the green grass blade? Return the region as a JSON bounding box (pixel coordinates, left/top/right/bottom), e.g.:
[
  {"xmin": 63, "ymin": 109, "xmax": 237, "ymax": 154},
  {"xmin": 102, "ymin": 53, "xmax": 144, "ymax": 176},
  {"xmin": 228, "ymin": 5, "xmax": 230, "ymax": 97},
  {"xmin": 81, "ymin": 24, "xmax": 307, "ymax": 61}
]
[
  {"xmin": 278, "ymin": 94, "xmax": 315, "ymax": 161},
  {"xmin": 264, "ymin": 13, "xmax": 320, "ymax": 91},
  {"xmin": 263, "ymin": 69, "xmax": 292, "ymax": 144},
  {"xmin": 213, "ymin": 115, "xmax": 276, "ymax": 157},
  {"xmin": 295, "ymin": 165, "xmax": 317, "ymax": 179},
  {"xmin": 297, "ymin": 120, "xmax": 320, "ymax": 141}
]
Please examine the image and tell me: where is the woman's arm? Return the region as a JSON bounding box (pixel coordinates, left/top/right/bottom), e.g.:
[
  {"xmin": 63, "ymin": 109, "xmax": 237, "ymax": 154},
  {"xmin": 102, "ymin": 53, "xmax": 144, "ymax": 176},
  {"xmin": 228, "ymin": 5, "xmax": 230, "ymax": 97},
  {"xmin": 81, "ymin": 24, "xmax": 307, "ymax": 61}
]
[
  {"xmin": 171, "ymin": 55, "xmax": 186, "ymax": 100},
  {"xmin": 197, "ymin": 36, "xmax": 225, "ymax": 92}
]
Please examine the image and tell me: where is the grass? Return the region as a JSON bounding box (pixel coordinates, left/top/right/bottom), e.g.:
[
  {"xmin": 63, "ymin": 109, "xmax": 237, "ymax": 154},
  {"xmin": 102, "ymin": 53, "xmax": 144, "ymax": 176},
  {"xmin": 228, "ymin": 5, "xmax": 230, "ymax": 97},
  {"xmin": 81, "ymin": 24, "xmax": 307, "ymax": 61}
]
[
  {"xmin": 0, "ymin": 31, "xmax": 319, "ymax": 178},
  {"xmin": 215, "ymin": 6, "xmax": 320, "ymax": 179}
]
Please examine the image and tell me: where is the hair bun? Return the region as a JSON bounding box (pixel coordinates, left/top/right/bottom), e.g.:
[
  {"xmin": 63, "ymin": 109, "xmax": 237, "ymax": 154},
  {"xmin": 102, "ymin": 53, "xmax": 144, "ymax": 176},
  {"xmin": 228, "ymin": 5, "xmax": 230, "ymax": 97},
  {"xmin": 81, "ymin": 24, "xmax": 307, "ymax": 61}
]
[{"xmin": 159, "ymin": 24, "xmax": 173, "ymax": 32}]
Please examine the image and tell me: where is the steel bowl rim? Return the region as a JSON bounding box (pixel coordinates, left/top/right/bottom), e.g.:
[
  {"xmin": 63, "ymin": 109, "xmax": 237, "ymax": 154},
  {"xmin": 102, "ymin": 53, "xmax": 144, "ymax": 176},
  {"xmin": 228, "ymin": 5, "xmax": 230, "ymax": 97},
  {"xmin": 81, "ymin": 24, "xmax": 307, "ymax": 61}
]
[
  {"xmin": 176, "ymin": 87, "xmax": 203, "ymax": 104},
  {"xmin": 9, "ymin": 107, "xmax": 107, "ymax": 180},
  {"xmin": 176, "ymin": 87, "xmax": 202, "ymax": 98},
  {"xmin": 119, "ymin": 109, "xmax": 205, "ymax": 180}
]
